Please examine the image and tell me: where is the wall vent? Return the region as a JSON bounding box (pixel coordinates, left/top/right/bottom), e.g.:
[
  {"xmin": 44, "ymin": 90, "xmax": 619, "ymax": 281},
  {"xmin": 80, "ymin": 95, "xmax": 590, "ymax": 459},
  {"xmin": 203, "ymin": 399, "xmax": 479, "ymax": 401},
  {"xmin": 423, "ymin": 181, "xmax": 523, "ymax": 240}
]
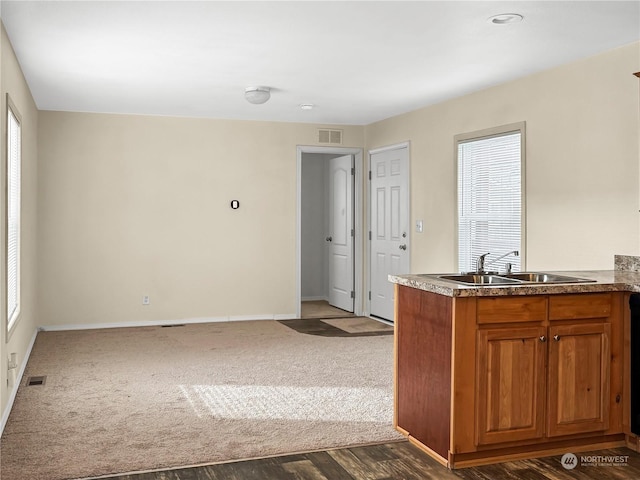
[
  {"xmin": 161, "ymin": 324, "xmax": 185, "ymax": 328},
  {"xmin": 26, "ymin": 376, "xmax": 46, "ymax": 386},
  {"xmin": 318, "ymin": 129, "xmax": 343, "ymax": 145}
]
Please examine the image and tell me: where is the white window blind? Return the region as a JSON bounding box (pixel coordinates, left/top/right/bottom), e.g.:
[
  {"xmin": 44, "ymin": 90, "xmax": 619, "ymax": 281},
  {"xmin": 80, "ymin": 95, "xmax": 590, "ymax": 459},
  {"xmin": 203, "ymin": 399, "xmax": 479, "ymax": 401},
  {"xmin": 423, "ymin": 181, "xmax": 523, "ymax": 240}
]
[
  {"xmin": 457, "ymin": 130, "xmax": 522, "ymax": 273},
  {"xmin": 7, "ymin": 104, "xmax": 21, "ymax": 330}
]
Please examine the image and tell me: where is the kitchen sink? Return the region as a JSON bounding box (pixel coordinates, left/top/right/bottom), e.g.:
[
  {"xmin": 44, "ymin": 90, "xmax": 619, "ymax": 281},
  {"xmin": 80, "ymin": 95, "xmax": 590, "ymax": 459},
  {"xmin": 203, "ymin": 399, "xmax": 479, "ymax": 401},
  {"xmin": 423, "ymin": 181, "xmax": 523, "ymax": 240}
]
[
  {"xmin": 433, "ymin": 272, "xmax": 597, "ymax": 286},
  {"xmin": 437, "ymin": 274, "xmax": 521, "ymax": 285},
  {"xmin": 501, "ymin": 272, "xmax": 595, "ymax": 284}
]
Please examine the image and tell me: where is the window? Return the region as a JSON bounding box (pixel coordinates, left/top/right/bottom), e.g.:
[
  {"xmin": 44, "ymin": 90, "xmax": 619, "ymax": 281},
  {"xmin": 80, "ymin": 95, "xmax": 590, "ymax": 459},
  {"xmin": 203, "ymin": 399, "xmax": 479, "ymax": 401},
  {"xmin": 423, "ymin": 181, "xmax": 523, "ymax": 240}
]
[
  {"xmin": 456, "ymin": 122, "xmax": 525, "ymax": 273},
  {"xmin": 7, "ymin": 97, "xmax": 21, "ymax": 332}
]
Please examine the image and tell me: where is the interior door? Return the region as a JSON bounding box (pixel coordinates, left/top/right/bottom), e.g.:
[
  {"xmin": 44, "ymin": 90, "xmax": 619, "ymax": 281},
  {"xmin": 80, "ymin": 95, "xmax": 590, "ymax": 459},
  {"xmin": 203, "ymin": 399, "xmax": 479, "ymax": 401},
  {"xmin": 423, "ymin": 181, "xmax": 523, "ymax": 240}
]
[
  {"xmin": 370, "ymin": 146, "xmax": 409, "ymax": 321},
  {"xmin": 327, "ymin": 155, "xmax": 354, "ymax": 312}
]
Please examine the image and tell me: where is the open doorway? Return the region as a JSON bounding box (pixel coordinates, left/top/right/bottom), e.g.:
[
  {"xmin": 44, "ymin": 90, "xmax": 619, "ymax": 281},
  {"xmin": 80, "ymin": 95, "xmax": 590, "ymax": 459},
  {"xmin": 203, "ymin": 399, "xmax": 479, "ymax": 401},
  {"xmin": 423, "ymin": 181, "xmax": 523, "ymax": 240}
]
[{"xmin": 296, "ymin": 146, "xmax": 364, "ymax": 319}]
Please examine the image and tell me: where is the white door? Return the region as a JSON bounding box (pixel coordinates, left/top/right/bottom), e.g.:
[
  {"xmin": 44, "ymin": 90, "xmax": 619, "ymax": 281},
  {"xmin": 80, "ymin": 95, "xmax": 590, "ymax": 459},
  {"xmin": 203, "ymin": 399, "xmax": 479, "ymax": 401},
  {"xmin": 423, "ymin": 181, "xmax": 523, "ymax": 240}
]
[
  {"xmin": 370, "ymin": 146, "xmax": 409, "ymax": 321},
  {"xmin": 327, "ymin": 155, "xmax": 354, "ymax": 312}
]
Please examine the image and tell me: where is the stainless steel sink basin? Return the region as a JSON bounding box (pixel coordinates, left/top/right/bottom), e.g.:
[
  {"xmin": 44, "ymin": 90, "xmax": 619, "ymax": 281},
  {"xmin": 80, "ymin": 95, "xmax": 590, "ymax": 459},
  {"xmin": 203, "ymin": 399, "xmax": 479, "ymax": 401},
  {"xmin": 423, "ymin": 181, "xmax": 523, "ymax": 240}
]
[
  {"xmin": 433, "ymin": 271, "xmax": 597, "ymax": 286},
  {"xmin": 501, "ymin": 272, "xmax": 596, "ymax": 284},
  {"xmin": 437, "ymin": 274, "xmax": 521, "ymax": 285}
]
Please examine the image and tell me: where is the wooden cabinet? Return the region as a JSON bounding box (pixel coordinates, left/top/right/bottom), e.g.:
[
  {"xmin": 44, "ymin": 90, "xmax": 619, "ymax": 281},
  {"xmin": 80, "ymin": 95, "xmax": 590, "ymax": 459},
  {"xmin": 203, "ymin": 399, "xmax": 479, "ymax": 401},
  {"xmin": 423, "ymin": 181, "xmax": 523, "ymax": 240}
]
[
  {"xmin": 547, "ymin": 322, "xmax": 611, "ymax": 437},
  {"xmin": 475, "ymin": 325, "xmax": 546, "ymax": 445},
  {"xmin": 394, "ymin": 286, "xmax": 625, "ymax": 468},
  {"xmin": 475, "ymin": 295, "xmax": 614, "ymax": 446},
  {"xmin": 395, "ymin": 284, "xmax": 452, "ymax": 459}
]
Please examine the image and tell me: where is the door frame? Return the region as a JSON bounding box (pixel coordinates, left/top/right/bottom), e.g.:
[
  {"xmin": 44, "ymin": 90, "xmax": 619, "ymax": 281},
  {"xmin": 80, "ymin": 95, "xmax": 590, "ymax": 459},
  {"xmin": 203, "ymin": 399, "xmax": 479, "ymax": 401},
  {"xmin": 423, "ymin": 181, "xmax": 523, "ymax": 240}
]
[
  {"xmin": 296, "ymin": 146, "xmax": 364, "ymax": 319},
  {"xmin": 366, "ymin": 141, "xmax": 411, "ymax": 318}
]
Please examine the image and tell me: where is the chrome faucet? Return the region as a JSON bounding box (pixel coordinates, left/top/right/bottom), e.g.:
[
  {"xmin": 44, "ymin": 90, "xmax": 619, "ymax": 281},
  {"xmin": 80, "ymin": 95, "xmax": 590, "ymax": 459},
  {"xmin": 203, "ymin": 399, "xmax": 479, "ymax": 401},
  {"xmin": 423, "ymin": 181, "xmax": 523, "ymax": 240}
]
[
  {"xmin": 486, "ymin": 250, "xmax": 520, "ymax": 273},
  {"xmin": 475, "ymin": 250, "xmax": 519, "ymax": 274},
  {"xmin": 476, "ymin": 252, "xmax": 491, "ymax": 273}
]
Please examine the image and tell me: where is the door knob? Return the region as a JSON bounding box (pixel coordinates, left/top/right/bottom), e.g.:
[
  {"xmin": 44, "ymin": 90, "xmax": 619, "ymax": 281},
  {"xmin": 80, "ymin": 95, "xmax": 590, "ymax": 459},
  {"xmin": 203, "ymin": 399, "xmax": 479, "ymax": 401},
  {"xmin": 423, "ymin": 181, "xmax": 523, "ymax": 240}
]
[
  {"xmin": 326, "ymin": 236, "xmax": 333, "ymax": 242},
  {"xmin": 539, "ymin": 336, "xmax": 546, "ymax": 342},
  {"xmin": 553, "ymin": 335, "xmax": 560, "ymax": 342},
  {"xmin": 399, "ymin": 244, "xmax": 407, "ymax": 250}
]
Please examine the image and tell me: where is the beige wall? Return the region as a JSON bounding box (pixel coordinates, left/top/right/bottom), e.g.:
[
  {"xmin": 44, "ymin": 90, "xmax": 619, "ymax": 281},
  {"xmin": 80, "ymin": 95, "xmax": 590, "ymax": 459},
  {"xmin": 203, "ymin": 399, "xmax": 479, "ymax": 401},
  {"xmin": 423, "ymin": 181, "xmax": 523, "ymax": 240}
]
[
  {"xmin": 0, "ymin": 25, "xmax": 39, "ymax": 420},
  {"xmin": 365, "ymin": 42, "xmax": 640, "ymax": 273},
  {"xmin": 37, "ymin": 113, "xmax": 364, "ymax": 327},
  {"xmin": 36, "ymin": 42, "xmax": 640, "ymax": 332}
]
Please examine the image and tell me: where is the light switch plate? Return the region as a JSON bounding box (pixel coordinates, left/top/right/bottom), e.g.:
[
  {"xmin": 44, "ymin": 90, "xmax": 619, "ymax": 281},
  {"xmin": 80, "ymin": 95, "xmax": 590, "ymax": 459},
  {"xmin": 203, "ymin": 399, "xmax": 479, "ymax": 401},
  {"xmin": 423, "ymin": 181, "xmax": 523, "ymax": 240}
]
[{"xmin": 416, "ymin": 220, "xmax": 423, "ymax": 233}]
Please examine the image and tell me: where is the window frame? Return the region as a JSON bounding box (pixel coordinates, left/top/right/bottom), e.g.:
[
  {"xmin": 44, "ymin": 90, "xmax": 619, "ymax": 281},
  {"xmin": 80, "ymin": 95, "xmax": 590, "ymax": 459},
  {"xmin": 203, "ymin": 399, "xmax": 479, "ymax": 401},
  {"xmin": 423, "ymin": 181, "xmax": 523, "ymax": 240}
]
[
  {"xmin": 6, "ymin": 94, "xmax": 22, "ymax": 336},
  {"xmin": 454, "ymin": 121, "xmax": 526, "ymax": 273}
]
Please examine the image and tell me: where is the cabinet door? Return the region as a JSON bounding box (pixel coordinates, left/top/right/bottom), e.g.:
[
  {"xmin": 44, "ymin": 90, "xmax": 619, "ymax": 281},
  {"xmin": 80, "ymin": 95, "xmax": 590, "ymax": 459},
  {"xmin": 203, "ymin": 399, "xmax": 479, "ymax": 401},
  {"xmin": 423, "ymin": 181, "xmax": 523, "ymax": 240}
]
[
  {"xmin": 547, "ymin": 322, "xmax": 611, "ymax": 437},
  {"xmin": 476, "ymin": 326, "xmax": 547, "ymax": 445}
]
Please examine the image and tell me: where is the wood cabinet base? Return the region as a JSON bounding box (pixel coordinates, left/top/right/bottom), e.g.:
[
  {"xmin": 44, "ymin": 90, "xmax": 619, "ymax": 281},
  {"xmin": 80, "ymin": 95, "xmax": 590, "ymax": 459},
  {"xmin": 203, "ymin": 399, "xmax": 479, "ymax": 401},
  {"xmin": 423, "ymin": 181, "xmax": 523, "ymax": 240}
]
[
  {"xmin": 395, "ymin": 286, "xmax": 626, "ymax": 470},
  {"xmin": 399, "ymin": 428, "xmax": 625, "ymax": 469},
  {"xmin": 626, "ymin": 434, "xmax": 640, "ymax": 452}
]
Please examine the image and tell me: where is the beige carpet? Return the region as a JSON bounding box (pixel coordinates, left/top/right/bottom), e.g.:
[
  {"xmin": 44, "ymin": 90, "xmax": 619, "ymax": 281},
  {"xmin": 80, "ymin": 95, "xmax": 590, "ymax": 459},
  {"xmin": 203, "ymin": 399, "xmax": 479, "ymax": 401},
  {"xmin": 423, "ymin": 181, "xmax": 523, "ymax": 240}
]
[
  {"xmin": 322, "ymin": 317, "xmax": 394, "ymax": 334},
  {"xmin": 0, "ymin": 320, "xmax": 402, "ymax": 480}
]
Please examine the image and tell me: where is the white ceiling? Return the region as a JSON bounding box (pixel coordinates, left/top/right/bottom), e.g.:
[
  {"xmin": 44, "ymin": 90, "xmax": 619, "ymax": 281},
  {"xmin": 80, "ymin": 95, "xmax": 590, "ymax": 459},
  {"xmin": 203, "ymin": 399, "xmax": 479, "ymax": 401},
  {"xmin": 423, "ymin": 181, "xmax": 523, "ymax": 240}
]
[{"xmin": 1, "ymin": 1, "xmax": 639, "ymax": 125}]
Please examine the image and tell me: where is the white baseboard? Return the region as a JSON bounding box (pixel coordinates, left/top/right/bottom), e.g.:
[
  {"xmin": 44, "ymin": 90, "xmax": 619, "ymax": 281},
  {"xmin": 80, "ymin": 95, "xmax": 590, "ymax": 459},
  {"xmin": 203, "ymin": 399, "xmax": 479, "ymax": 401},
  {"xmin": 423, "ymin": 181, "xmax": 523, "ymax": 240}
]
[
  {"xmin": 38, "ymin": 313, "xmax": 298, "ymax": 332},
  {"xmin": 1, "ymin": 329, "xmax": 38, "ymax": 436},
  {"xmin": 368, "ymin": 315, "xmax": 394, "ymax": 326},
  {"xmin": 301, "ymin": 296, "xmax": 328, "ymax": 302},
  {"xmin": 274, "ymin": 313, "xmax": 297, "ymax": 320}
]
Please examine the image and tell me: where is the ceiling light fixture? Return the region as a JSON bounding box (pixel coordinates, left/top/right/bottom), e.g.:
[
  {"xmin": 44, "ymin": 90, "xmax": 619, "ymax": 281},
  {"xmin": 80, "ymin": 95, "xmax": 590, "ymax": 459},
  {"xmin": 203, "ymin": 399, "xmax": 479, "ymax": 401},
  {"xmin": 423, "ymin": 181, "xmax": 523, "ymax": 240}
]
[
  {"xmin": 245, "ymin": 86, "xmax": 271, "ymax": 105},
  {"xmin": 299, "ymin": 104, "xmax": 314, "ymax": 110},
  {"xmin": 488, "ymin": 13, "xmax": 523, "ymax": 25}
]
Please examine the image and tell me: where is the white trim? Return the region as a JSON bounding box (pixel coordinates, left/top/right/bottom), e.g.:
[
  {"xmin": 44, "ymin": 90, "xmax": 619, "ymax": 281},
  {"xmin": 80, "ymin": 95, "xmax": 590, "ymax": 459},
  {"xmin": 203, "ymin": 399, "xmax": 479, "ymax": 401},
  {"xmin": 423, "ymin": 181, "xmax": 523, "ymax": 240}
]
[
  {"xmin": 367, "ymin": 314, "xmax": 394, "ymax": 326},
  {"xmin": 368, "ymin": 141, "xmax": 410, "ymax": 156},
  {"xmin": 6, "ymin": 95, "xmax": 23, "ymax": 338},
  {"xmin": 273, "ymin": 313, "xmax": 297, "ymax": 320},
  {"xmin": 296, "ymin": 145, "xmax": 364, "ymax": 319},
  {"xmin": 1, "ymin": 328, "xmax": 37, "ymax": 436},
  {"xmin": 453, "ymin": 122, "xmax": 526, "ymax": 271},
  {"xmin": 301, "ymin": 296, "xmax": 328, "ymax": 302},
  {"xmin": 38, "ymin": 314, "xmax": 297, "ymax": 332}
]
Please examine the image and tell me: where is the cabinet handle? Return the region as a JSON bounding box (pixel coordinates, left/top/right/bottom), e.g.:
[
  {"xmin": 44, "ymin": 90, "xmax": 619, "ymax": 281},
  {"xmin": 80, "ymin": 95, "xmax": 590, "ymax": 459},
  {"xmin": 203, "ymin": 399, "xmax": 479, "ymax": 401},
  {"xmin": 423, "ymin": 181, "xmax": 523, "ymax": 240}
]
[
  {"xmin": 539, "ymin": 336, "xmax": 546, "ymax": 342},
  {"xmin": 553, "ymin": 335, "xmax": 560, "ymax": 342}
]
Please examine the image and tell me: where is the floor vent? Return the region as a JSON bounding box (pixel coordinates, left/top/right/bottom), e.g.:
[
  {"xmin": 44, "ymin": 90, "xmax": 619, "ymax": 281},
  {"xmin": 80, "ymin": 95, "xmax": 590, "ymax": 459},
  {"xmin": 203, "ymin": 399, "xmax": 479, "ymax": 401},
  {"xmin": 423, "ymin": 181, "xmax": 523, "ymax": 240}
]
[
  {"xmin": 26, "ymin": 376, "xmax": 46, "ymax": 386},
  {"xmin": 161, "ymin": 324, "xmax": 185, "ymax": 328},
  {"xmin": 318, "ymin": 129, "xmax": 343, "ymax": 145}
]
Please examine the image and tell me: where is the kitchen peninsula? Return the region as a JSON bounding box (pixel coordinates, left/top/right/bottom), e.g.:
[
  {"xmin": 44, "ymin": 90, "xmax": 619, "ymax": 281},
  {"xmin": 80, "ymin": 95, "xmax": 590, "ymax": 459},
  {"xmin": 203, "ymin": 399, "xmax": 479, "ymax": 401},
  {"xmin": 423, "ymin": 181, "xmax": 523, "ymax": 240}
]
[{"xmin": 389, "ymin": 256, "xmax": 640, "ymax": 468}]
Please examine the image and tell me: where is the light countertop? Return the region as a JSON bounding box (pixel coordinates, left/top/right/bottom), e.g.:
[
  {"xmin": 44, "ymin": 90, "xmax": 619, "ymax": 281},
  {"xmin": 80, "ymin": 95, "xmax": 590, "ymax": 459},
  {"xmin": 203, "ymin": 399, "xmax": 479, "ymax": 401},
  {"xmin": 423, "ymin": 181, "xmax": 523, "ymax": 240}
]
[{"xmin": 389, "ymin": 270, "xmax": 640, "ymax": 298}]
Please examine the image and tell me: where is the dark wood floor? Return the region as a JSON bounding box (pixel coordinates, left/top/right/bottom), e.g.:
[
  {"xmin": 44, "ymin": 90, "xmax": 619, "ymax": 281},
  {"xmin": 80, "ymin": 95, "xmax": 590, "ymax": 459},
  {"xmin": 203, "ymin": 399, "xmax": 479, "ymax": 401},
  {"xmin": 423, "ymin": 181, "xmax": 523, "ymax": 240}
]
[{"xmin": 98, "ymin": 441, "xmax": 640, "ymax": 480}]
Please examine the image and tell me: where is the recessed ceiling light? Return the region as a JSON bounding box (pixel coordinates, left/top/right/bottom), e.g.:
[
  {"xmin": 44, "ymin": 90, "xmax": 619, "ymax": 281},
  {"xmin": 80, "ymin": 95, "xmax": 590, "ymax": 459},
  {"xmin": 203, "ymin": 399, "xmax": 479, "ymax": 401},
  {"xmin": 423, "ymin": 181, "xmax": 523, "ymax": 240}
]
[
  {"xmin": 488, "ymin": 13, "xmax": 523, "ymax": 25},
  {"xmin": 299, "ymin": 104, "xmax": 314, "ymax": 110}
]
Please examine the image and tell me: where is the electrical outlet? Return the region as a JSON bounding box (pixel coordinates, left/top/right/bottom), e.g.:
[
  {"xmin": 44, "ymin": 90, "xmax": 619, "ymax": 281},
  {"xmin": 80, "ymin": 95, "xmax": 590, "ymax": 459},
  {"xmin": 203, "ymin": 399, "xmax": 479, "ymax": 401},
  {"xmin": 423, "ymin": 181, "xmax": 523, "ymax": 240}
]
[{"xmin": 142, "ymin": 295, "xmax": 150, "ymax": 305}]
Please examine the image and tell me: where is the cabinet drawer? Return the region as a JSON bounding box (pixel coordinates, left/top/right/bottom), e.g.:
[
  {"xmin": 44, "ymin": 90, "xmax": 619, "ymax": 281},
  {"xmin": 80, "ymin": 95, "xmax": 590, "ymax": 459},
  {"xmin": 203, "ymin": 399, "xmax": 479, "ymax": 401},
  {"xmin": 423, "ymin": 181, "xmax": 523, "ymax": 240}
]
[
  {"xmin": 477, "ymin": 296, "xmax": 547, "ymax": 324},
  {"xmin": 548, "ymin": 293, "xmax": 611, "ymax": 320}
]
